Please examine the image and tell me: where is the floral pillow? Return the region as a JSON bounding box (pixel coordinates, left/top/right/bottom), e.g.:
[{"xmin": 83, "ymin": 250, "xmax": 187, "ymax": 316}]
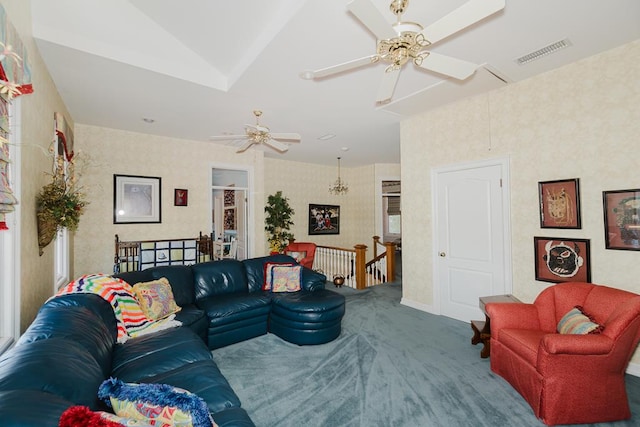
[
  {"xmin": 98, "ymin": 378, "xmax": 216, "ymax": 427},
  {"xmin": 269, "ymin": 265, "xmax": 302, "ymax": 293},
  {"xmin": 133, "ymin": 278, "xmax": 181, "ymax": 320},
  {"xmin": 262, "ymin": 262, "xmax": 294, "ymax": 291}
]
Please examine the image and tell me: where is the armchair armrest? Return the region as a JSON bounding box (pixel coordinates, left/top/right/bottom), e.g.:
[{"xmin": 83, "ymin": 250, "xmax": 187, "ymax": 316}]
[
  {"xmin": 486, "ymin": 303, "xmax": 541, "ymax": 333},
  {"xmin": 540, "ymin": 333, "xmax": 613, "ymax": 356}
]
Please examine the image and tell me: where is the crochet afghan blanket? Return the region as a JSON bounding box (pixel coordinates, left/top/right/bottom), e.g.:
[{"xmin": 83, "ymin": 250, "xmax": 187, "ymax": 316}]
[{"xmin": 56, "ymin": 273, "xmax": 181, "ymax": 343}]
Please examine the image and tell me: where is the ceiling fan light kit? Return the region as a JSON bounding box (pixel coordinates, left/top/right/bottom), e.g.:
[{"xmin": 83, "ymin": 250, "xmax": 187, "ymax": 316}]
[
  {"xmin": 209, "ymin": 110, "xmax": 301, "ymax": 154},
  {"xmin": 304, "ymin": 0, "xmax": 505, "ymax": 104}
]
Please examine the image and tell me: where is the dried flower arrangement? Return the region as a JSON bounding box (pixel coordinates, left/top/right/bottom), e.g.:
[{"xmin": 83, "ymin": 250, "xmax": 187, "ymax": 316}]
[{"xmin": 36, "ymin": 152, "xmax": 87, "ymax": 254}]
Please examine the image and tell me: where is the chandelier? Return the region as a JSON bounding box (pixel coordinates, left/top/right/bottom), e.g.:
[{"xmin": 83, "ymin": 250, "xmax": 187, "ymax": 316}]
[{"xmin": 329, "ymin": 157, "xmax": 349, "ymax": 195}]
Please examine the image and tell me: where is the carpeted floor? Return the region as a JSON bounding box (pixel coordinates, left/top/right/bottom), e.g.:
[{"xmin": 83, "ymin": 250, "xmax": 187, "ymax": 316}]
[{"xmin": 212, "ymin": 284, "xmax": 640, "ymax": 427}]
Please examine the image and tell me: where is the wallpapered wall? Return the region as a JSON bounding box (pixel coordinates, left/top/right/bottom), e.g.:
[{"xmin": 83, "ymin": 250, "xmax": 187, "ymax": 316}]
[
  {"xmin": 401, "ymin": 40, "xmax": 640, "ymax": 365},
  {"xmin": 0, "ymin": 0, "xmax": 74, "ymax": 332},
  {"xmin": 73, "ymin": 125, "xmax": 266, "ymax": 276},
  {"xmin": 264, "ymin": 158, "xmax": 400, "ymax": 254}
]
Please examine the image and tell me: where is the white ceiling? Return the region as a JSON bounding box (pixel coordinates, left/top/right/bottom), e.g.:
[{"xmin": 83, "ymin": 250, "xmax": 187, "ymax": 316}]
[{"xmin": 30, "ymin": 0, "xmax": 640, "ymax": 167}]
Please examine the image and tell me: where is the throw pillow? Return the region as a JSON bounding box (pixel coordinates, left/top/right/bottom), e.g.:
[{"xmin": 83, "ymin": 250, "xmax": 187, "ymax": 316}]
[
  {"xmin": 285, "ymin": 250, "xmax": 306, "ymax": 263},
  {"xmin": 557, "ymin": 306, "xmax": 604, "ymax": 334},
  {"xmin": 132, "ymin": 278, "xmax": 181, "ymax": 320},
  {"xmin": 262, "ymin": 262, "xmax": 294, "ymax": 291},
  {"xmin": 59, "ymin": 406, "xmax": 130, "ymax": 427},
  {"xmin": 270, "ymin": 265, "xmax": 302, "ymax": 293},
  {"xmin": 98, "ymin": 378, "xmax": 216, "ymax": 427}
]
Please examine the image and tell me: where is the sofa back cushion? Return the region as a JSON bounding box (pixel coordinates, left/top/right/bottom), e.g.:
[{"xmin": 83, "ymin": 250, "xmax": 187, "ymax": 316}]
[
  {"xmin": 243, "ymin": 255, "xmax": 296, "ymax": 293},
  {"xmin": 113, "ymin": 270, "xmax": 154, "ymax": 287},
  {"xmin": 147, "ymin": 265, "xmax": 196, "ymax": 306},
  {"xmin": 192, "ymin": 260, "xmax": 248, "ymax": 300}
]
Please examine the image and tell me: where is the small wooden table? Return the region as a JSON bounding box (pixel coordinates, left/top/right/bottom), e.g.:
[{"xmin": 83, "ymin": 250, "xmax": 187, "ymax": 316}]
[{"xmin": 471, "ymin": 294, "xmax": 521, "ymax": 358}]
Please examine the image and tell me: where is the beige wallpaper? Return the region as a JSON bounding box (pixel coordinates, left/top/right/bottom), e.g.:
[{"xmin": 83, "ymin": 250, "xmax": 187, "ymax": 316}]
[
  {"xmin": 401, "ymin": 40, "xmax": 640, "ymax": 364},
  {"xmin": 73, "ymin": 125, "xmax": 265, "ymax": 276},
  {"xmin": 0, "ymin": 0, "xmax": 74, "ymax": 331},
  {"xmin": 264, "ymin": 158, "xmax": 399, "ymax": 255}
]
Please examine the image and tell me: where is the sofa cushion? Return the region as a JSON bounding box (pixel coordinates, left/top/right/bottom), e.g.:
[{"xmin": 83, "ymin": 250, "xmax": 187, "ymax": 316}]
[
  {"xmin": 198, "ymin": 294, "xmax": 272, "ymax": 328},
  {"xmin": 557, "ymin": 306, "xmax": 603, "ymax": 334},
  {"xmin": 0, "ymin": 338, "xmax": 105, "ymax": 409},
  {"xmin": 174, "ymin": 304, "xmax": 208, "ymax": 341},
  {"xmin": 40, "ymin": 294, "xmax": 117, "ymax": 343},
  {"xmin": 192, "ymin": 260, "xmax": 249, "ymax": 299},
  {"xmin": 132, "ymin": 277, "xmax": 182, "ymax": 320},
  {"xmin": 98, "ymin": 378, "xmax": 215, "ymax": 427},
  {"xmin": 0, "ymin": 390, "xmax": 76, "ymax": 427},
  {"xmin": 111, "ymin": 327, "xmax": 214, "ymax": 382}
]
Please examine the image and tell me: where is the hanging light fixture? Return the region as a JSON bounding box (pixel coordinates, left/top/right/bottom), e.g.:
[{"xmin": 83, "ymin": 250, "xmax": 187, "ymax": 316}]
[{"xmin": 329, "ymin": 157, "xmax": 349, "ymax": 195}]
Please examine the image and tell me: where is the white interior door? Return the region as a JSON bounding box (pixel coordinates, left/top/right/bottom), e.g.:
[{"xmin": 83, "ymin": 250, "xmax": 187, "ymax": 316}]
[{"xmin": 434, "ymin": 159, "xmax": 511, "ymax": 322}]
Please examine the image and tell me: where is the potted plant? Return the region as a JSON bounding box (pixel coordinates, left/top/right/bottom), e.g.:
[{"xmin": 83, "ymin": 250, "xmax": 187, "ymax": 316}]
[{"xmin": 264, "ymin": 191, "xmax": 294, "ymax": 254}]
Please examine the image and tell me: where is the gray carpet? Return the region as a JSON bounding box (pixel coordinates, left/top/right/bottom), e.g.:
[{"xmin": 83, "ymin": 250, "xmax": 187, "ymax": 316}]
[{"xmin": 212, "ymin": 284, "xmax": 640, "ymax": 427}]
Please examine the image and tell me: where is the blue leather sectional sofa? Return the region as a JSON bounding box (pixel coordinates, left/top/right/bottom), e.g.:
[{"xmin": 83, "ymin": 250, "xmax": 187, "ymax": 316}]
[{"xmin": 0, "ymin": 255, "xmax": 346, "ymax": 426}]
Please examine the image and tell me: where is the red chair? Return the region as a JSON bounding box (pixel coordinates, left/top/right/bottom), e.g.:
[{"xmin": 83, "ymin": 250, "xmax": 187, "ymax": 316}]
[
  {"xmin": 487, "ymin": 282, "xmax": 640, "ymax": 425},
  {"xmin": 283, "ymin": 242, "xmax": 317, "ymax": 269}
]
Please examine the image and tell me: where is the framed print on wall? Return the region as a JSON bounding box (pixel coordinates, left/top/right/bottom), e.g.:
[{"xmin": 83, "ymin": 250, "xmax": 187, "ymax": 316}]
[
  {"xmin": 309, "ymin": 204, "xmax": 340, "ymax": 235},
  {"xmin": 174, "ymin": 189, "xmax": 188, "ymax": 206},
  {"xmin": 603, "ymin": 188, "xmax": 640, "ymax": 251},
  {"xmin": 538, "ymin": 178, "xmax": 581, "ymax": 229},
  {"xmin": 534, "ymin": 236, "xmax": 591, "ymax": 283},
  {"xmin": 114, "ymin": 174, "xmax": 161, "ymax": 224}
]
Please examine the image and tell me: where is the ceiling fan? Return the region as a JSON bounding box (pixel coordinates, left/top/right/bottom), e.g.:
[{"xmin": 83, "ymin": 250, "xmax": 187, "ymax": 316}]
[
  {"xmin": 302, "ymin": 0, "xmax": 505, "ymax": 104},
  {"xmin": 209, "ymin": 110, "xmax": 301, "ymax": 153}
]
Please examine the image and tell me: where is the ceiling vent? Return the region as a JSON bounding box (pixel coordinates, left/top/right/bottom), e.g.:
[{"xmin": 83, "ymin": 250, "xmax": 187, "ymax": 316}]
[{"xmin": 516, "ymin": 39, "xmax": 572, "ymax": 65}]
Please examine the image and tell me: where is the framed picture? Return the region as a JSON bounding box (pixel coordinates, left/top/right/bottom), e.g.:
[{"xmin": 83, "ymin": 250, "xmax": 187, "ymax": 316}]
[
  {"xmin": 174, "ymin": 189, "xmax": 188, "ymax": 206},
  {"xmin": 603, "ymin": 189, "xmax": 640, "ymax": 251},
  {"xmin": 309, "ymin": 204, "xmax": 340, "ymax": 235},
  {"xmin": 538, "ymin": 178, "xmax": 581, "ymax": 229},
  {"xmin": 224, "ymin": 189, "xmax": 235, "ymax": 207},
  {"xmin": 533, "ymin": 236, "xmax": 591, "ymax": 283},
  {"xmin": 224, "ymin": 208, "xmax": 236, "ymax": 230},
  {"xmin": 113, "ymin": 174, "xmax": 161, "ymax": 224}
]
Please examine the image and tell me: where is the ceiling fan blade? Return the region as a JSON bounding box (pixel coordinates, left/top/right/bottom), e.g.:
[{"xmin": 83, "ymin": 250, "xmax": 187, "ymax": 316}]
[
  {"xmin": 347, "ymin": 0, "xmax": 396, "ymax": 40},
  {"xmin": 421, "ymin": 0, "xmax": 505, "ymax": 45},
  {"xmin": 309, "ymin": 55, "xmax": 379, "ymax": 79},
  {"xmin": 271, "ymin": 132, "xmax": 301, "ymax": 141},
  {"xmin": 376, "ymin": 68, "xmax": 401, "ymax": 104},
  {"xmin": 417, "ymin": 52, "xmax": 479, "ymax": 80},
  {"xmin": 236, "ymin": 140, "xmax": 256, "ymax": 153},
  {"xmin": 264, "ymin": 139, "xmax": 290, "ymax": 153},
  {"xmin": 209, "ymin": 134, "xmax": 248, "ymax": 141}
]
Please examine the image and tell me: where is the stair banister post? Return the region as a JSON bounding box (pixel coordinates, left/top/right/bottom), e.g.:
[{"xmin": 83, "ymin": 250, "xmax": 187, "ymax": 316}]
[
  {"xmin": 354, "ymin": 244, "xmax": 367, "ymax": 290},
  {"xmin": 372, "ymin": 236, "xmax": 380, "ymax": 258},
  {"xmin": 384, "ymin": 242, "xmax": 396, "ymax": 283}
]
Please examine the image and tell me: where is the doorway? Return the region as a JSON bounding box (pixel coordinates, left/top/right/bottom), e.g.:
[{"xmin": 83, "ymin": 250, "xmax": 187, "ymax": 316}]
[
  {"xmin": 211, "ymin": 168, "xmax": 249, "ymax": 260},
  {"xmin": 433, "ymin": 158, "xmax": 512, "ymax": 322}
]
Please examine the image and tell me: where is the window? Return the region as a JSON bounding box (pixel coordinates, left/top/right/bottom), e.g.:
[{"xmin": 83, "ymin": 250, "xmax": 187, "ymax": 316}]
[
  {"xmin": 0, "ymin": 97, "xmax": 21, "ymax": 353},
  {"xmin": 382, "ymin": 180, "xmax": 401, "ymax": 242}
]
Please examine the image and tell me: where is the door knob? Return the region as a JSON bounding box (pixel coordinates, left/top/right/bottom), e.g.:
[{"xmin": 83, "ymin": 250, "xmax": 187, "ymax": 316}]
[{"xmin": 439, "ymin": 252, "xmax": 446, "ymax": 257}]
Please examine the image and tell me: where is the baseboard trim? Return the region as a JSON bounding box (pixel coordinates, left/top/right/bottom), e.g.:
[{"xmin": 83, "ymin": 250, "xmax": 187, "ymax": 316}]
[
  {"xmin": 400, "ymin": 298, "xmax": 640, "ymax": 378},
  {"xmin": 400, "ymin": 297, "xmax": 437, "ymax": 315}
]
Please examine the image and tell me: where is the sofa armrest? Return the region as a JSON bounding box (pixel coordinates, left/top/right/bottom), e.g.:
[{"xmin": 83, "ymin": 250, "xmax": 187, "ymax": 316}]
[
  {"xmin": 301, "ymin": 267, "xmax": 326, "ymax": 291},
  {"xmin": 540, "ymin": 333, "xmax": 613, "ymax": 356},
  {"xmin": 486, "ymin": 303, "xmax": 541, "ymax": 334}
]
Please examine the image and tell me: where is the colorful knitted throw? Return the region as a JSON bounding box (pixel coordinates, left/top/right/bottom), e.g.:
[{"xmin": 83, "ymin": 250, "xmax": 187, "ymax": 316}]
[{"xmin": 56, "ymin": 273, "xmax": 181, "ymax": 343}]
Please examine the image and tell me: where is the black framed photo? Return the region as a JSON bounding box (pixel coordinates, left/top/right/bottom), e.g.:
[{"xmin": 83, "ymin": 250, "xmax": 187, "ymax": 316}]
[
  {"xmin": 603, "ymin": 189, "xmax": 640, "ymax": 251},
  {"xmin": 174, "ymin": 189, "xmax": 188, "ymax": 206},
  {"xmin": 538, "ymin": 178, "xmax": 581, "ymax": 229},
  {"xmin": 534, "ymin": 236, "xmax": 591, "ymax": 283},
  {"xmin": 114, "ymin": 174, "xmax": 161, "ymax": 224},
  {"xmin": 309, "ymin": 204, "xmax": 339, "ymax": 235}
]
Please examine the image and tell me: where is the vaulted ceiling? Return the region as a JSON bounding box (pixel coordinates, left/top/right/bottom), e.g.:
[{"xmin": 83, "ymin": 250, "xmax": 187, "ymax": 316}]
[{"xmin": 31, "ymin": 0, "xmax": 640, "ymax": 166}]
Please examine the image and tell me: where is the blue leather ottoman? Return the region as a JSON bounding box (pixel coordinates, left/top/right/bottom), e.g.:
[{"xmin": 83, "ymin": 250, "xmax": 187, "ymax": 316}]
[{"xmin": 269, "ymin": 289, "xmax": 345, "ymax": 345}]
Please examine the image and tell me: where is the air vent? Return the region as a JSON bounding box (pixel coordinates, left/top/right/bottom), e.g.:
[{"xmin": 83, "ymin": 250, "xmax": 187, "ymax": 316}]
[{"xmin": 516, "ymin": 39, "xmax": 572, "ymax": 65}]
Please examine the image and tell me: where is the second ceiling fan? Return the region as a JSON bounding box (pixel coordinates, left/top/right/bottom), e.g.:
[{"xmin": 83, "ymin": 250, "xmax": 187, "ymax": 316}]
[{"xmin": 303, "ymin": 0, "xmax": 505, "ymax": 104}]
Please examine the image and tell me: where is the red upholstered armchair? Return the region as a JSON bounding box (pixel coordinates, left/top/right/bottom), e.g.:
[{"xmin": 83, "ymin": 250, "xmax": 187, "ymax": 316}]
[
  {"xmin": 487, "ymin": 282, "xmax": 640, "ymax": 426},
  {"xmin": 284, "ymin": 242, "xmax": 317, "ymax": 269}
]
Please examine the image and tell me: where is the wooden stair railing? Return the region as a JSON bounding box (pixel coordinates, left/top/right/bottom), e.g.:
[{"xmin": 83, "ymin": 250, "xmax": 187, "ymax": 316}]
[{"xmin": 314, "ymin": 237, "xmax": 396, "ymax": 290}]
